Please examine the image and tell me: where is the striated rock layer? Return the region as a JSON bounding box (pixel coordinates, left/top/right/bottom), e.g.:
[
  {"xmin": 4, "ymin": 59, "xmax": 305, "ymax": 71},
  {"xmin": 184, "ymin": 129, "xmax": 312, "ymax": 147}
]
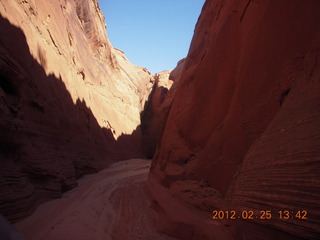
[
  {"xmin": 147, "ymin": 0, "xmax": 320, "ymax": 239},
  {"xmin": 0, "ymin": 0, "xmax": 153, "ymax": 222}
]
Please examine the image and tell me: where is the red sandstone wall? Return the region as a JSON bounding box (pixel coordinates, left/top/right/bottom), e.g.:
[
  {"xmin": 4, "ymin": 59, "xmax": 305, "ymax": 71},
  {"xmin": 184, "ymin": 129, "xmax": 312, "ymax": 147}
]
[{"xmin": 147, "ymin": 0, "xmax": 320, "ymax": 239}]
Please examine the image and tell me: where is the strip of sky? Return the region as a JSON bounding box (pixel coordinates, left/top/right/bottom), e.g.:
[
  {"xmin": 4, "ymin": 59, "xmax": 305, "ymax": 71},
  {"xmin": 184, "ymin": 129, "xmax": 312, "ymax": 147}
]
[{"xmin": 100, "ymin": 0, "xmax": 205, "ymax": 74}]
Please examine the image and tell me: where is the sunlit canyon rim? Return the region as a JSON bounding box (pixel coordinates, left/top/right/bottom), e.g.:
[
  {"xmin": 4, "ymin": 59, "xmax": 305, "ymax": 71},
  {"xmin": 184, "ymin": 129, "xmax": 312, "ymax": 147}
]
[{"xmin": 0, "ymin": 0, "xmax": 320, "ymax": 240}]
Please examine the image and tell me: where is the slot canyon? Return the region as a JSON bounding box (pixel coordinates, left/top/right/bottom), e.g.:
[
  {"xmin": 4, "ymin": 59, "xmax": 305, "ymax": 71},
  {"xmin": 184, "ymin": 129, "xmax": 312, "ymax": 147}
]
[{"xmin": 0, "ymin": 0, "xmax": 319, "ymax": 240}]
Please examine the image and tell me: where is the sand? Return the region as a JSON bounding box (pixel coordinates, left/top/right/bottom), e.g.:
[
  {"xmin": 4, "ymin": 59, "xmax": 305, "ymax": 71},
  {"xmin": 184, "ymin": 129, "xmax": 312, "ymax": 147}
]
[{"xmin": 14, "ymin": 159, "xmax": 176, "ymax": 240}]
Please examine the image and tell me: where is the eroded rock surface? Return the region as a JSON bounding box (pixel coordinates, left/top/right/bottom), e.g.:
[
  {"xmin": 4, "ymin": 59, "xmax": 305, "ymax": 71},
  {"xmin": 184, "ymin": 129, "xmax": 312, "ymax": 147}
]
[
  {"xmin": 141, "ymin": 70, "xmax": 173, "ymax": 158},
  {"xmin": 141, "ymin": 59, "xmax": 186, "ymax": 159},
  {"xmin": 169, "ymin": 58, "xmax": 185, "ymax": 82},
  {"xmin": 0, "ymin": 0, "xmax": 153, "ymax": 222},
  {"xmin": 147, "ymin": 0, "xmax": 320, "ymax": 239}
]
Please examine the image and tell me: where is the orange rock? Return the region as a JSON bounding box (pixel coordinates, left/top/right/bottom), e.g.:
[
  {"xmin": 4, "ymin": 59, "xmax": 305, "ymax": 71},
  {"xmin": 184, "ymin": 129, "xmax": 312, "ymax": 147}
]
[
  {"xmin": 169, "ymin": 58, "xmax": 185, "ymax": 82},
  {"xmin": 141, "ymin": 70, "xmax": 173, "ymax": 158},
  {"xmin": 141, "ymin": 59, "xmax": 187, "ymax": 159},
  {"xmin": 0, "ymin": 0, "xmax": 153, "ymax": 221}
]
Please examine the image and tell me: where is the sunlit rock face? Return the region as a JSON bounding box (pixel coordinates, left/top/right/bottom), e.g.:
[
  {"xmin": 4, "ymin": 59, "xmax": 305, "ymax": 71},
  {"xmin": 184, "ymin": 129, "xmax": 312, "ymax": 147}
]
[
  {"xmin": 0, "ymin": 0, "xmax": 153, "ymax": 221},
  {"xmin": 147, "ymin": 0, "xmax": 320, "ymax": 239}
]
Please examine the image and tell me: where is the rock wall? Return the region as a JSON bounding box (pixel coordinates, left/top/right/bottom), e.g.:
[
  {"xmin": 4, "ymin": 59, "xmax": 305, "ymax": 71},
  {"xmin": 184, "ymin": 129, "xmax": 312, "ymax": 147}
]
[
  {"xmin": 141, "ymin": 59, "xmax": 186, "ymax": 159},
  {"xmin": 0, "ymin": 0, "xmax": 153, "ymax": 222},
  {"xmin": 147, "ymin": 0, "xmax": 320, "ymax": 239},
  {"xmin": 141, "ymin": 71, "xmax": 173, "ymax": 158}
]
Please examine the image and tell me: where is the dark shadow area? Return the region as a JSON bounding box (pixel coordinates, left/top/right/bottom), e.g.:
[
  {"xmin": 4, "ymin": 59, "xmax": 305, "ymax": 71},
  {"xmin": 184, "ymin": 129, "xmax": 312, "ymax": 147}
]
[
  {"xmin": 140, "ymin": 77, "xmax": 171, "ymax": 159},
  {"xmin": 0, "ymin": 14, "xmax": 144, "ymax": 222},
  {"xmin": 140, "ymin": 63, "xmax": 183, "ymax": 160}
]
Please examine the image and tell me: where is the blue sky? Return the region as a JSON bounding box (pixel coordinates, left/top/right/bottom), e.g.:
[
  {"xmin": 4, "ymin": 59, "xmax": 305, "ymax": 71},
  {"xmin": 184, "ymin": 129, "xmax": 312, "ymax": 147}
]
[{"xmin": 99, "ymin": 0, "xmax": 205, "ymax": 74}]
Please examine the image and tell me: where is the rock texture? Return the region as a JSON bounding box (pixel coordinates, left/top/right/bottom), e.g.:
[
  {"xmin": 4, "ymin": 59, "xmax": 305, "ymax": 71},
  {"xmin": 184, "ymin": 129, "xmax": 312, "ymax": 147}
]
[
  {"xmin": 147, "ymin": 0, "xmax": 320, "ymax": 239},
  {"xmin": 141, "ymin": 59, "xmax": 186, "ymax": 159},
  {"xmin": 0, "ymin": 0, "xmax": 153, "ymax": 222},
  {"xmin": 141, "ymin": 70, "xmax": 173, "ymax": 158},
  {"xmin": 168, "ymin": 58, "xmax": 185, "ymax": 82}
]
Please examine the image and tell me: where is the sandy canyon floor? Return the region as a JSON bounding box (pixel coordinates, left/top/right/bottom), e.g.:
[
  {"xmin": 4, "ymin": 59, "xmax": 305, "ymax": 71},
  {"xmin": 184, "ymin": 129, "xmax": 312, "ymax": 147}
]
[{"xmin": 15, "ymin": 159, "xmax": 176, "ymax": 240}]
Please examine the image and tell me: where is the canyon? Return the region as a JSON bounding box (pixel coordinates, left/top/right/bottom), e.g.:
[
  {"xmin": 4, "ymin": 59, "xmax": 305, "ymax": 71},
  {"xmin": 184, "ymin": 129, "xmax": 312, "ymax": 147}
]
[
  {"xmin": 0, "ymin": 0, "xmax": 320, "ymax": 240},
  {"xmin": 0, "ymin": 0, "xmax": 154, "ymax": 223}
]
